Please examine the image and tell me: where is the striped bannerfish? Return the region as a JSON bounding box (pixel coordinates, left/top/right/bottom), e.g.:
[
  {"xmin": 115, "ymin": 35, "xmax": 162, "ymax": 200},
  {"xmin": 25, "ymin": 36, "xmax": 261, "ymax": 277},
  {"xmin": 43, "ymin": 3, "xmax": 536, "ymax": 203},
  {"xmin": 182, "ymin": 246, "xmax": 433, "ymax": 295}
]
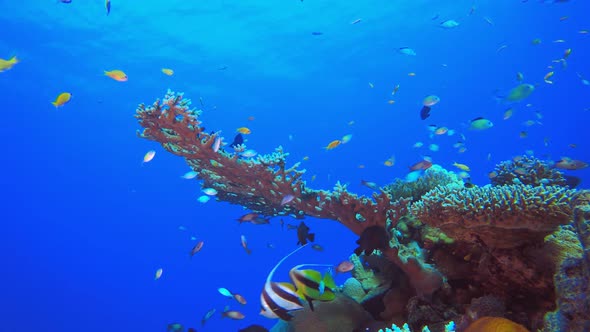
[
  {"xmin": 260, "ymin": 245, "xmax": 337, "ymax": 320},
  {"xmin": 288, "ymin": 264, "xmax": 336, "ymax": 311}
]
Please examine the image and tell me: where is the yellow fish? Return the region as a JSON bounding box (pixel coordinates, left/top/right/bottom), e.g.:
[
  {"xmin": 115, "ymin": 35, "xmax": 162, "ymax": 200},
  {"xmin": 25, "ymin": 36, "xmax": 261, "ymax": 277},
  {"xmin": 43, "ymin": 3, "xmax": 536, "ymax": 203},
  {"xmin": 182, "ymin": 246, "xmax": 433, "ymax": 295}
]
[
  {"xmin": 52, "ymin": 92, "xmax": 72, "ymax": 108},
  {"xmin": 236, "ymin": 127, "xmax": 251, "ymax": 134},
  {"xmin": 453, "ymin": 162, "xmax": 470, "ymax": 172},
  {"xmin": 384, "ymin": 156, "xmax": 395, "ymax": 167},
  {"xmin": 104, "ymin": 69, "xmax": 128, "ymax": 82},
  {"xmin": 161, "ymin": 68, "xmax": 174, "ymax": 76},
  {"xmin": 544, "ymin": 71, "xmax": 554, "ymax": 84},
  {"xmin": 0, "ymin": 56, "xmax": 18, "ymax": 72},
  {"xmin": 503, "ymin": 108, "xmax": 513, "ymax": 120}
]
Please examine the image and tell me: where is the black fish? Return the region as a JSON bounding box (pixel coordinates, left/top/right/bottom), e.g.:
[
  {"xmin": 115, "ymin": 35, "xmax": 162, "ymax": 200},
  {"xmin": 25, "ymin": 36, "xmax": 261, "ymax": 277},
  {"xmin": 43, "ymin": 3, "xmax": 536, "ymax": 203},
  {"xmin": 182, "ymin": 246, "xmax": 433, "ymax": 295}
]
[
  {"xmin": 354, "ymin": 225, "xmax": 389, "ymax": 256},
  {"xmin": 229, "ymin": 133, "xmax": 244, "ymax": 148},
  {"xmin": 296, "ymin": 221, "xmax": 315, "ymax": 245},
  {"xmin": 420, "ymin": 105, "xmax": 431, "ymax": 120},
  {"xmin": 239, "ymin": 325, "xmax": 269, "ymax": 332},
  {"xmin": 564, "ymin": 175, "xmax": 581, "ymax": 189}
]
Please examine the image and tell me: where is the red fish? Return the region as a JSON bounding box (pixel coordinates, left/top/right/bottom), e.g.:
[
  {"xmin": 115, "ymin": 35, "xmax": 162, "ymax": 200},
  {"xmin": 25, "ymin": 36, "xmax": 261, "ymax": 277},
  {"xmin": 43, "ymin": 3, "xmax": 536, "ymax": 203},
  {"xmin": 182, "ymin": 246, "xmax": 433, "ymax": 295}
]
[
  {"xmin": 335, "ymin": 260, "xmax": 354, "ymax": 273},
  {"xmin": 409, "ymin": 159, "xmax": 433, "ymax": 171}
]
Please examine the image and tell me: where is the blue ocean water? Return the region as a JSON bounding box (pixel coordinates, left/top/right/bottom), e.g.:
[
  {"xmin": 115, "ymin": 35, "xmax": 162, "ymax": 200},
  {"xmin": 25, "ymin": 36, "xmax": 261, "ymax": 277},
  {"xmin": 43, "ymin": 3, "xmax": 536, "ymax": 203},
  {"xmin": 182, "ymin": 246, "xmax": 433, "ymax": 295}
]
[{"xmin": 1, "ymin": 1, "xmax": 589, "ymax": 331}]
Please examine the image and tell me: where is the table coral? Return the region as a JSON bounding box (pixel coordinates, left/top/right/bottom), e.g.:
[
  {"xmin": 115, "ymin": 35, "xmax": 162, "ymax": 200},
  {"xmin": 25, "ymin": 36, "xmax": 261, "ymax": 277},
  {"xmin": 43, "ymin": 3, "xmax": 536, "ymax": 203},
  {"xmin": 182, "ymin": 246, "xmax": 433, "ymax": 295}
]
[
  {"xmin": 490, "ymin": 155, "xmax": 566, "ymax": 187},
  {"xmin": 410, "ymin": 183, "xmax": 574, "ymax": 248}
]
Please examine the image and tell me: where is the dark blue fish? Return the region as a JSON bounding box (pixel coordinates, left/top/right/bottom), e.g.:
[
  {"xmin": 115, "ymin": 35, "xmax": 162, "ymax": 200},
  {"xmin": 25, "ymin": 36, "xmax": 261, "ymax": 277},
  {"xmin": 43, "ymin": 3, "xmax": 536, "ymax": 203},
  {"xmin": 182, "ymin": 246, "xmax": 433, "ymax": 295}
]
[
  {"xmin": 311, "ymin": 32, "xmax": 323, "ymax": 36},
  {"xmin": 59, "ymin": 0, "xmax": 72, "ymax": 3},
  {"xmin": 239, "ymin": 325, "xmax": 268, "ymax": 332},
  {"xmin": 420, "ymin": 106, "xmax": 431, "ymax": 120},
  {"xmin": 105, "ymin": 0, "xmax": 111, "ymax": 15},
  {"xmin": 229, "ymin": 133, "xmax": 244, "ymax": 148}
]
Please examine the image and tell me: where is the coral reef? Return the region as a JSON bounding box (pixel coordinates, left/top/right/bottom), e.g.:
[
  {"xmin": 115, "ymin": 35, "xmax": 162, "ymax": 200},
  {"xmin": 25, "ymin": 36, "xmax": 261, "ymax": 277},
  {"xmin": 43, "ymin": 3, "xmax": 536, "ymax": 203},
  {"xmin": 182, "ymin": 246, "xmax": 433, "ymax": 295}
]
[
  {"xmin": 382, "ymin": 165, "xmax": 462, "ymax": 202},
  {"xmin": 490, "ymin": 155, "xmax": 566, "ymax": 187},
  {"xmin": 410, "ymin": 183, "xmax": 574, "ymax": 248},
  {"xmin": 135, "ymin": 91, "xmax": 589, "ymax": 332}
]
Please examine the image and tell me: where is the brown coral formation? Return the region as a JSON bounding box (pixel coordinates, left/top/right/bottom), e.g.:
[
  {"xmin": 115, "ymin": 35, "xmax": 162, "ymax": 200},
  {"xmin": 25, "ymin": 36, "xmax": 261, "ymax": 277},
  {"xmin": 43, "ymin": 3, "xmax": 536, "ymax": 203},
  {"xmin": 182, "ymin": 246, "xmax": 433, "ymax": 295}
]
[
  {"xmin": 411, "ymin": 184, "xmax": 574, "ymax": 248},
  {"xmin": 490, "ymin": 155, "xmax": 566, "ymax": 187},
  {"xmin": 135, "ymin": 91, "xmax": 589, "ymax": 332}
]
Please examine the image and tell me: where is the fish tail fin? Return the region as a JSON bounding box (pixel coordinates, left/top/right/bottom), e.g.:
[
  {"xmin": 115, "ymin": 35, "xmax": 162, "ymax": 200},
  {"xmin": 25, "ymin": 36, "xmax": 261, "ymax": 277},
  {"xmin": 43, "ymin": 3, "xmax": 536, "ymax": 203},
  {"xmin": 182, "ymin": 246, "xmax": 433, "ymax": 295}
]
[
  {"xmin": 10, "ymin": 56, "xmax": 18, "ymax": 64},
  {"xmin": 51, "ymin": 101, "xmax": 58, "ymax": 108},
  {"xmin": 308, "ymin": 233, "xmax": 315, "ymax": 242}
]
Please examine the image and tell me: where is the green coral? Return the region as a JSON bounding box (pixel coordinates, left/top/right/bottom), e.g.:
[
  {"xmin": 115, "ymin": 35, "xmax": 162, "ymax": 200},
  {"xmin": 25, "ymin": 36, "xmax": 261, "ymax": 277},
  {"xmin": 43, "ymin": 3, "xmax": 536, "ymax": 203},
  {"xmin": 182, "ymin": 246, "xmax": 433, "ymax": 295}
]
[{"xmin": 382, "ymin": 165, "xmax": 462, "ymax": 202}]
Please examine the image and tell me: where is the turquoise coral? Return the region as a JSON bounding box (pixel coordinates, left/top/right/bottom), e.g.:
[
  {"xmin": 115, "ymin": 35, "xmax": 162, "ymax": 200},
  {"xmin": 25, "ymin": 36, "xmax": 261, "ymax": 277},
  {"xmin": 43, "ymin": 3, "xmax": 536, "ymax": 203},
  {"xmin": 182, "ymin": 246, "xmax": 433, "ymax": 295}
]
[
  {"xmin": 383, "ymin": 165, "xmax": 462, "ymax": 202},
  {"xmin": 490, "ymin": 155, "xmax": 566, "ymax": 187}
]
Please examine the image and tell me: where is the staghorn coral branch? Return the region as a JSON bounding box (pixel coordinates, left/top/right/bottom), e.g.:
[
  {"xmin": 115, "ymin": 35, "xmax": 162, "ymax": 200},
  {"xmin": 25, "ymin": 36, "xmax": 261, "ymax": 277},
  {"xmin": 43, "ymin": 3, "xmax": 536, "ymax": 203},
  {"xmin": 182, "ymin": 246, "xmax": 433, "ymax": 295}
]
[{"xmin": 134, "ymin": 90, "xmax": 408, "ymax": 236}]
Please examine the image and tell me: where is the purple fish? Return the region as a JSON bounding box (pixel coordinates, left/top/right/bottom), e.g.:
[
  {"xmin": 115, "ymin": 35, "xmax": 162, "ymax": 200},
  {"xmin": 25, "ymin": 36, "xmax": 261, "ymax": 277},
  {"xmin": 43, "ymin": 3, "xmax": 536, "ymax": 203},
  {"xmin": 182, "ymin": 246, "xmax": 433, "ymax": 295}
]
[{"xmin": 281, "ymin": 194, "xmax": 295, "ymax": 206}]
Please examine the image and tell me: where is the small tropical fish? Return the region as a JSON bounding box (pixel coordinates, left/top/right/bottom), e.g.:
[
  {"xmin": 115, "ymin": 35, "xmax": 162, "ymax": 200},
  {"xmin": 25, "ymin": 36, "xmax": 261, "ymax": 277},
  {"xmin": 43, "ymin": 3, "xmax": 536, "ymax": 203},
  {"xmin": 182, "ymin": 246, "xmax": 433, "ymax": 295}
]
[
  {"xmin": 384, "ymin": 156, "xmax": 395, "ymax": 167},
  {"xmin": 281, "ymin": 194, "xmax": 295, "ymax": 206},
  {"xmin": 423, "ymin": 95, "xmax": 440, "ymax": 107},
  {"xmin": 496, "ymin": 44, "xmax": 508, "ymax": 53},
  {"xmin": 519, "ymin": 131, "xmax": 528, "ymax": 138},
  {"xmin": 311, "ymin": 244, "xmax": 324, "ymax": 251},
  {"xmin": 142, "ymin": 150, "xmax": 156, "ymax": 164},
  {"xmin": 233, "ymin": 293, "xmax": 247, "ymax": 305},
  {"xmin": 218, "ymin": 287, "xmax": 234, "ymax": 298},
  {"xmin": 469, "ymin": 117, "xmax": 493, "ymax": 130},
  {"xmin": 212, "ymin": 137, "xmax": 221, "ymax": 152},
  {"xmin": 341, "ymin": 134, "xmax": 353, "ymax": 144},
  {"xmin": 351, "ymin": 18, "xmax": 362, "ymax": 25},
  {"xmin": 564, "ymin": 48, "xmax": 572, "ymax": 59},
  {"xmin": 236, "ymin": 127, "xmax": 251, "ymax": 134},
  {"xmin": 229, "ymin": 133, "xmax": 244, "ymax": 148},
  {"xmin": 368, "ymin": 82, "xmax": 374, "ymax": 88},
  {"xmin": 531, "ymin": 38, "xmax": 542, "ymax": 45},
  {"xmin": 544, "ymin": 71, "xmax": 554, "ymax": 84},
  {"xmin": 503, "ymin": 108, "xmax": 513, "ymax": 120},
  {"xmin": 222, "ymin": 308, "xmax": 245, "ymax": 320},
  {"xmin": 440, "ymin": 19, "xmax": 459, "ymax": 28},
  {"xmin": 190, "ymin": 241, "xmax": 204, "ymax": 256},
  {"xmin": 361, "ymin": 180, "xmax": 379, "ymax": 190},
  {"xmin": 434, "ymin": 127, "xmax": 448, "ymax": 135},
  {"xmin": 408, "ymin": 72, "xmax": 416, "ymax": 76},
  {"xmin": 241, "ymin": 235, "xmax": 252, "ymax": 254},
  {"xmin": 335, "ymin": 260, "xmax": 354, "ymax": 273},
  {"xmin": 324, "ymin": 139, "xmax": 341, "ymax": 150},
  {"xmin": 409, "ymin": 159, "xmax": 432, "ymax": 171},
  {"xmin": 52, "ymin": 92, "xmax": 72, "ymax": 108},
  {"xmin": 483, "ymin": 16, "xmax": 494, "ymax": 25},
  {"xmin": 559, "ymin": 16, "xmax": 568, "ymax": 21},
  {"xmin": 105, "ymin": 0, "xmax": 111, "ymax": 15},
  {"xmin": 155, "ymin": 268, "xmax": 163, "ymax": 280},
  {"xmin": 579, "ymin": 30, "xmax": 589, "ymax": 34},
  {"xmin": 391, "ymin": 84, "xmax": 400, "ymax": 95},
  {"xmin": 289, "ymin": 264, "xmax": 336, "ymax": 310},
  {"xmin": 397, "ymin": 47, "xmax": 416, "ymax": 56},
  {"xmin": 429, "ymin": 144, "xmax": 439, "ymax": 152},
  {"xmin": 202, "ymin": 188, "xmax": 217, "ymax": 196},
  {"xmin": 302, "ymin": 156, "xmax": 309, "ymax": 161},
  {"xmin": 167, "ymin": 323, "xmax": 183, "ymax": 332},
  {"xmin": 387, "ymin": 100, "xmax": 395, "ymax": 104},
  {"xmin": 197, "ymin": 195, "xmax": 210, "ymax": 203},
  {"xmin": 241, "ymin": 149, "xmax": 257, "ymax": 158},
  {"xmin": 201, "ymin": 308, "xmax": 216, "ymax": 326},
  {"xmin": 453, "ymin": 162, "xmax": 470, "ymax": 172},
  {"xmin": 104, "ymin": 69, "xmax": 127, "ymax": 81},
  {"xmin": 555, "ymin": 158, "xmax": 588, "ymax": 170},
  {"xmin": 413, "ymin": 141, "xmax": 423, "ymax": 148},
  {"xmin": 488, "ymin": 171, "xmax": 498, "ymax": 179},
  {"xmin": 0, "ymin": 56, "xmax": 18, "ymax": 72},
  {"xmin": 237, "ymin": 213, "xmax": 259, "ymax": 223},
  {"xmin": 311, "ymin": 32, "xmax": 323, "ymax": 36},
  {"xmin": 181, "ymin": 171, "xmax": 198, "ymax": 179},
  {"xmin": 161, "ymin": 68, "xmax": 174, "ymax": 76},
  {"xmin": 297, "ymin": 221, "xmax": 315, "ymax": 246},
  {"xmin": 505, "ymin": 83, "xmax": 534, "ymax": 102},
  {"xmin": 516, "ymin": 72, "xmax": 524, "ymax": 82}
]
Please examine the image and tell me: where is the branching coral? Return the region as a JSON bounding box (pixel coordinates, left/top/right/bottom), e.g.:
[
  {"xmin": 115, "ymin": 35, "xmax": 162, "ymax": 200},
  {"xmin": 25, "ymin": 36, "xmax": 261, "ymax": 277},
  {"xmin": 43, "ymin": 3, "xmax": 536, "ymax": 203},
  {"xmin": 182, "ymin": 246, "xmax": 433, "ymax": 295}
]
[
  {"xmin": 490, "ymin": 155, "xmax": 566, "ymax": 187},
  {"xmin": 410, "ymin": 183, "xmax": 574, "ymax": 248}
]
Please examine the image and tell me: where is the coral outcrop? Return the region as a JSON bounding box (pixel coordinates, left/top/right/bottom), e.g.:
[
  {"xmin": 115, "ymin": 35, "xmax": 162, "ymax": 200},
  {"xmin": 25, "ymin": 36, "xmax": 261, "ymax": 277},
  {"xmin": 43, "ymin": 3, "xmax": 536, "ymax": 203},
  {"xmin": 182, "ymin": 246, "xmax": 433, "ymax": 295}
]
[{"xmin": 490, "ymin": 155, "xmax": 566, "ymax": 187}]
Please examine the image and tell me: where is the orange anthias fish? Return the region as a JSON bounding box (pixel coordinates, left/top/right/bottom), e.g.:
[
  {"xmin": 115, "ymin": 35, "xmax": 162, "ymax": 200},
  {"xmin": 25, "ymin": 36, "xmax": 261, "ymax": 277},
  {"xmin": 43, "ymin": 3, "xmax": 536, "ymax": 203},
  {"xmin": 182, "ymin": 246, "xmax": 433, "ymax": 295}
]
[
  {"xmin": 161, "ymin": 68, "xmax": 174, "ymax": 76},
  {"xmin": 409, "ymin": 159, "xmax": 433, "ymax": 171},
  {"xmin": 190, "ymin": 241, "xmax": 204, "ymax": 257},
  {"xmin": 104, "ymin": 69, "xmax": 127, "ymax": 81},
  {"xmin": 236, "ymin": 127, "xmax": 251, "ymax": 134},
  {"xmin": 324, "ymin": 140, "xmax": 341, "ymax": 150},
  {"xmin": 52, "ymin": 92, "xmax": 72, "ymax": 108}
]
